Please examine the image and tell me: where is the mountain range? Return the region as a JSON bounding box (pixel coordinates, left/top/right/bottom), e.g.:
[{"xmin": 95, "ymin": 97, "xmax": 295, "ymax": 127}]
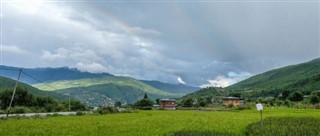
[{"xmin": 0, "ymin": 65, "xmax": 199, "ymax": 106}]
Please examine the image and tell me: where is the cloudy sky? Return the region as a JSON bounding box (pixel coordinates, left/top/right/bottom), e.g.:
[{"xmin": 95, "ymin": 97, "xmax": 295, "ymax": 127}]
[{"xmin": 1, "ymin": 0, "xmax": 319, "ymax": 87}]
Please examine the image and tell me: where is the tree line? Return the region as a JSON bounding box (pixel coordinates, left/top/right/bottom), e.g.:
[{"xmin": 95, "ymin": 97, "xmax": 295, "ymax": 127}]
[{"xmin": 0, "ymin": 87, "xmax": 86, "ymax": 113}]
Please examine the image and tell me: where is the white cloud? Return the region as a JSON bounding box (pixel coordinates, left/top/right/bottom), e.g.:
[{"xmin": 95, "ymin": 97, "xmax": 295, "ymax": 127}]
[
  {"xmin": 130, "ymin": 26, "xmax": 162, "ymax": 36},
  {"xmin": 200, "ymin": 76, "xmax": 232, "ymax": 88},
  {"xmin": 1, "ymin": 45, "xmax": 27, "ymax": 54},
  {"xmin": 75, "ymin": 62, "xmax": 107, "ymax": 73},
  {"xmin": 177, "ymin": 77, "xmax": 186, "ymax": 85},
  {"xmin": 8, "ymin": 0, "xmax": 43, "ymax": 14},
  {"xmin": 41, "ymin": 48, "xmax": 102, "ymax": 63},
  {"xmin": 200, "ymin": 72, "xmax": 251, "ymax": 88}
]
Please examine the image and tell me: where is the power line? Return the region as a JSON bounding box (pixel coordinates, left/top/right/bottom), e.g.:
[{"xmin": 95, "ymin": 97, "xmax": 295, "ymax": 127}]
[{"xmin": 21, "ymin": 71, "xmax": 59, "ymax": 91}]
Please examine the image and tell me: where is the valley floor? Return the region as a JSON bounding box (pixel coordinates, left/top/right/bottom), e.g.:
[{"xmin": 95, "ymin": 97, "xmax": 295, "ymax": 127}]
[{"xmin": 0, "ymin": 108, "xmax": 319, "ymax": 136}]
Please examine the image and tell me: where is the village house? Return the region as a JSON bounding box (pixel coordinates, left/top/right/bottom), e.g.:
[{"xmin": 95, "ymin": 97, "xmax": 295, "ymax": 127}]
[
  {"xmin": 222, "ymin": 97, "xmax": 244, "ymax": 106},
  {"xmin": 160, "ymin": 99, "xmax": 177, "ymax": 110}
]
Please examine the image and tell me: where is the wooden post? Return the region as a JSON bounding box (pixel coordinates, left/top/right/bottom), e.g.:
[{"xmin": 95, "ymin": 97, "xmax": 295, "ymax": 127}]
[
  {"xmin": 6, "ymin": 69, "xmax": 22, "ymax": 117},
  {"xmin": 260, "ymin": 110, "xmax": 263, "ymax": 128}
]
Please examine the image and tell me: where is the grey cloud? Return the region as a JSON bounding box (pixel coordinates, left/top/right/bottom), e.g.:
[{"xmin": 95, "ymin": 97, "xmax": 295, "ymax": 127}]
[{"xmin": 1, "ymin": 1, "xmax": 319, "ymax": 87}]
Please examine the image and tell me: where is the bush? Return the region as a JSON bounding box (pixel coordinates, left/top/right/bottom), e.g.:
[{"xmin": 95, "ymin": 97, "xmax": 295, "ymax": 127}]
[
  {"xmin": 227, "ymin": 104, "xmax": 234, "ymax": 108},
  {"xmin": 76, "ymin": 111, "xmax": 84, "ymax": 116},
  {"xmin": 181, "ymin": 97, "xmax": 194, "ymax": 107},
  {"xmin": 10, "ymin": 106, "xmax": 31, "ymax": 114},
  {"xmin": 97, "ymin": 107, "xmax": 119, "ymax": 114}
]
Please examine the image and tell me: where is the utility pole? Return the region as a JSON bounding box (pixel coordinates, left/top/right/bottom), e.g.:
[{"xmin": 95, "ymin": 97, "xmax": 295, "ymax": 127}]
[
  {"xmin": 6, "ymin": 69, "xmax": 22, "ymax": 117},
  {"xmin": 68, "ymin": 96, "xmax": 71, "ymax": 111}
]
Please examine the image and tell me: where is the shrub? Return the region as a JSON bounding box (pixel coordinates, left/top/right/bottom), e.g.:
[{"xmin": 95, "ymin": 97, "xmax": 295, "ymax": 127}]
[
  {"xmin": 227, "ymin": 104, "xmax": 234, "ymax": 108},
  {"xmin": 97, "ymin": 107, "xmax": 119, "ymax": 114},
  {"xmin": 76, "ymin": 111, "xmax": 84, "ymax": 116},
  {"xmin": 51, "ymin": 113, "xmax": 60, "ymax": 117},
  {"xmin": 10, "ymin": 106, "xmax": 31, "ymax": 114}
]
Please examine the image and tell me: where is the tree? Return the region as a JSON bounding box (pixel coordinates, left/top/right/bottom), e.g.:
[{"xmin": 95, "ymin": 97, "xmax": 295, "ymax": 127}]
[
  {"xmin": 144, "ymin": 93, "xmax": 148, "ymax": 99},
  {"xmin": 228, "ymin": 92, "xmax": 241, "ymax": 97},
  {"xmin": 70, "ymin": 100, "xmax": 86, "ymax": 111},
  {"xmin": 114, "ymin": 101, "xmax": 122, "ymax": 108},
  {"xmin": 289, "ymin": 92, "xmax": 304, "ymax": 102},
  {"xmin": 181, "ymin": 97, "xmax": 193, "ymax": 107},
  {"xmin": 134, "ymin": 94, "xmax": 154, "ymax": 110},
  {"xmin": 309, "ymin": 95, "xmax": 320, "ymax": 105},
  {"xmin": 0, "ymin": 90, "xmax": 13, "ymax": 109},
  {"xmin": 155, "ymin": 98, "xmax": 160, "ymax": 105},
  {"xmin": 281, "ymin": 90, "xmax": 290, "ymax": 100},
  {"xmin": 196, "ymin": 97, "xmax": 206, "ymax": 107},
  {"xmin": 205, "ymin": 97, "xmax": 212, "ymax": 105}
]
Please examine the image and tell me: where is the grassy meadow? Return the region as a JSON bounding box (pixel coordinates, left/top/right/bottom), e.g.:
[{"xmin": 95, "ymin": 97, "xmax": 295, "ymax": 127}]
[{"xmin": 1, "ymin": 108, "xmax": 320, "ymax": 136}]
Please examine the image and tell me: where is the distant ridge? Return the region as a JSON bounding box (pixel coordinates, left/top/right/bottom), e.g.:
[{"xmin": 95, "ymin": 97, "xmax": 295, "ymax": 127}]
[
  {"xmin": 0, "ymin": 65, "xmax": 113, "ymax": 84},
  {"xmin": 0, "ymin": 65, "xmax": 198, "ymax": 106}
]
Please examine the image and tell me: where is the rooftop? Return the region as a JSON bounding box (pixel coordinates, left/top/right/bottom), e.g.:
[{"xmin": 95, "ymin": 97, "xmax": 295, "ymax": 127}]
[
  {"xmin": 160, "ymin": 99, "xmax": 176, "ymax": 102},
  {"xmin": 222, "ymin": 97, "xmax": 244, "ymax": 100}
]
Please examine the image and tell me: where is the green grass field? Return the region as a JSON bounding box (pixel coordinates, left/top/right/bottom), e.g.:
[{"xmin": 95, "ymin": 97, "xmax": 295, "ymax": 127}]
[{"xmin": 0, "ymin": 109, "xmax": 319, "ymax": 136}]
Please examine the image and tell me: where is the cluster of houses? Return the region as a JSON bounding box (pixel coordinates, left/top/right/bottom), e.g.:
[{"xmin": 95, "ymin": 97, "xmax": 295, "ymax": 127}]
[{"xmin": 158, "ymin": 97, "xmax": 244, "ymax": 110}]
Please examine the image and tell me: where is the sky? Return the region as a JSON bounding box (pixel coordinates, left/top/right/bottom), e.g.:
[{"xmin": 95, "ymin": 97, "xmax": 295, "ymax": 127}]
[{"xmin": 1, "ymin": 0, "xmax": 319, "ymax": 87}]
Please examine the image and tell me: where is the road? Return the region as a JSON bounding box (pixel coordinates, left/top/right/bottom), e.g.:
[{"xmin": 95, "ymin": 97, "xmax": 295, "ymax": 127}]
[{"xmin": 0, "ymin": 111, "xmax": 91, "ymax": 118}]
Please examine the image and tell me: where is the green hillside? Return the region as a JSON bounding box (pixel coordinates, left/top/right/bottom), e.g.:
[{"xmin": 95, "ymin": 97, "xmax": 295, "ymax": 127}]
[
  {"xmin": 182, "ymin": 58, "xmax": 320, "ymax": 99},
  {"xmin": 228, "ymin": 58, "xmax": 320, "ymax": 96},
  {"xmin": 0, "ymin": 76, "xmax": 65, "ymax": 100},
  {"xmin": 180, "ymin": 87, "xmax": 227, "ymax": 99},
  {"xmin": 33, "ymin": 76, "xmax": 181, "ymax": 105},
  {"xmin": 229, "ymin": 58, "xmax": 320, "ymax": 90}
]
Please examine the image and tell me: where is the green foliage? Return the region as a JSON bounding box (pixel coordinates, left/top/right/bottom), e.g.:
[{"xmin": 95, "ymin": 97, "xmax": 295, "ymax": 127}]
[
  {"xmin": 0, "ymin": 88, "xmax": 86, "ymax": 113},
  {"xmin": 288, "ymin": 92, "xmax": 303, "ymax": 102},
  {"xmin": 143, "ymin": 93, "xmax": 148, "ymax": 99},
  {"xmin": 69, "ymin": 100, "xmax": 86, "ymax": 111},
  {"xmin": 155, "ymin": 98, "xmax": 160, "ymax": 105},
  {"xmin": 309, "ymin": 95, "xmax": 320, "ymax": 105},
  {"xmin": 196, "ymin": 97, "xmax": 206, "ymax": 107},
  {"xmin": 246, "ymin": 117, "xmax": 320, "ymax": 136},
  {"xmin": 281, "ymin": 90, "xmax": 290, "ymax": 100},
  {"xmin": 181, "ymin": 87, "xmax": 227, "ymax": 102},
  {"xmin": 10, "ymin": 106, "xmax": 32, "ymax": 114},
  {"xmin": 114, "ymin": 101, "xmax": 122, "ymax": 108},
  {"xmin": 227, "ymin": 104, "xmax": 234, "ymax": 108},
  {"xmin": 76, "ymin": 111, "xmax": 84, "ymax": 116},
  {"xmin": 181, "ymin": 97, "xmax": 193, "ymax": 107},
  {"xmin": 228, "ymin": 92, "xmax": 241, "ymax": 97},
  {"xmin": 134, "ymin": 94, "xmax": 154, "ymax": 110},
  {"xmin": 97, "ymin": 107, "xmax": 119, "ymax": 114}
]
